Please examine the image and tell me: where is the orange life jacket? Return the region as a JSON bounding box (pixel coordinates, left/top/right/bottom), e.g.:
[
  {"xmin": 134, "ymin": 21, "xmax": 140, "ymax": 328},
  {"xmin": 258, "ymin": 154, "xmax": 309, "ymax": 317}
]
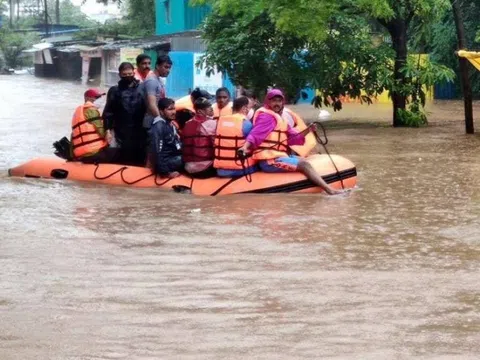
[
  {"xmin": 175, "ymin": 95, "xmax": 195, "ymax": 112},
  {"xmin": 283, "ymin": 107, "xmax": 317, "ymax": 158},
  {"xmin": 213, "ymin": 102, "xmax": 233, "ymax": 119},
  {"xmin": 214, "ymin": 113, "xmax": 257, "ymax": 170},
  {"xmin": 134, "ymin": 69, "xmax": 153, "ymax": 82},
  {"xmin": 252, "ymin": 107, "xmax": 289, "ymax": 161},
  {"xmin": 71, "ymin": 102, "xmax": 107, "ymax": 159}
]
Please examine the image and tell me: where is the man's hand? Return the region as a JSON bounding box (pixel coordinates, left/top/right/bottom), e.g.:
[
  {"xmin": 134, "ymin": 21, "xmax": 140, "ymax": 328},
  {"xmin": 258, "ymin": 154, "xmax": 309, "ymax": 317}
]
[{"xmin": 167, "ymin": 171, "xmax": 181, "ymax": 179}]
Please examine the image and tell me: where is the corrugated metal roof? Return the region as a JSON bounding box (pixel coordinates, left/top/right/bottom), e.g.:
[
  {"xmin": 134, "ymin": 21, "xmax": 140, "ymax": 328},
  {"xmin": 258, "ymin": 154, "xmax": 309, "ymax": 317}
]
[
  {"xmin": 102, "ymin": 31, "xmax": 202, "ymax": 50},
  {"xmin": 56, "ymin": 44, "xmax": 101, "ymax": 53}
]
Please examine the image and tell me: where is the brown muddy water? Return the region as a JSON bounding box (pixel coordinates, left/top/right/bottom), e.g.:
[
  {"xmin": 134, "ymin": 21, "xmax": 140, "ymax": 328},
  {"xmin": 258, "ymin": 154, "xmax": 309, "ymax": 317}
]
[{"xmin": 1, "ymin": 75, "xmax": 480, "ymax": 359}]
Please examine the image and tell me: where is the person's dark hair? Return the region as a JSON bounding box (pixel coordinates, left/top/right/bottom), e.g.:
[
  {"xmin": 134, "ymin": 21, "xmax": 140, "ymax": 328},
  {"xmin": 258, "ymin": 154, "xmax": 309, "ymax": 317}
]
[
  {"xmin": 193, "ymin": 97, "xmax": 212, "ymax": 111},
  {"xmin": 241, "ymin": 89, "xmax": 257, "ymax": 99},
  {"xmin": 216, "ymin": 87, "xmax": 231, "ymax": 97},
  {"xmin": 232, "ymin": 96, "xmax": 249, "ymax": 112},
  {"xmin": 136, "ymin": 54, "xmax": 151, "ymax": 65},
  {"xmin": 156, "ymin": 54, "xmax": 173, "ymax": 67},
  {"xmin": 158, "ymin": 97, "xmax": 175, "ymax": 110},
  {"xmin": 118, "ymin": 62, "xmax": 134, "ymax": 72},
  {"xmin": 190, "ymin": 87, "xmax": 212, "ymax": 101}
]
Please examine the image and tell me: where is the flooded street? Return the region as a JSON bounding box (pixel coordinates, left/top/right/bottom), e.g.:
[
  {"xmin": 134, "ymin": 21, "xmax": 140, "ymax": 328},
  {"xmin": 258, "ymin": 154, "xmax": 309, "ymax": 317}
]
[{"xmin": 1, "ymin": 75, "xmax": 480, "ymax": 359}]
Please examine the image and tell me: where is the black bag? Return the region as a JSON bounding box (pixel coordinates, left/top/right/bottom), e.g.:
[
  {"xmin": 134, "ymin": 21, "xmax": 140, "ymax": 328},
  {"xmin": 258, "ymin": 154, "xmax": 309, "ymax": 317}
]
[{"xmin": 53, "ymin": 137, "xmax": 73, "ymax": 160}]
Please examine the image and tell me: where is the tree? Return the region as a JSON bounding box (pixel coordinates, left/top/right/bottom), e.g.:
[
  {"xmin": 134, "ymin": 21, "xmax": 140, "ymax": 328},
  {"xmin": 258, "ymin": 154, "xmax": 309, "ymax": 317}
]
[
  {"xmin": 0, "ymin": 28, "xmax": 38, "ymax": 68},
  {"xmin": 196, "ymin": 0, "xmax": 454, "ymax": 126}
]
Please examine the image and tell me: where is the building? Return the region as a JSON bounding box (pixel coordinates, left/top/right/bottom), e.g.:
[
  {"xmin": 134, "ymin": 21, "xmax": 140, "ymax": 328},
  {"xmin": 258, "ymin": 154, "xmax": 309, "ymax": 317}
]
[{"xmin": 154, "ymin": 0, "xmax": 234, "ymax": 99}]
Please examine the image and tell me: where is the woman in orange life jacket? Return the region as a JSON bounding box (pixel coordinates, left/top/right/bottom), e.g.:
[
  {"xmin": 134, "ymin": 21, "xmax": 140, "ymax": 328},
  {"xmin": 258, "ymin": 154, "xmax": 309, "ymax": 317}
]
[
  {"xmin": 70, "ymin": 88, "xmax": 119, "ymax": 164},
  {"xmin": 214, "ymin": 96, "xmax": 258, "ymax": 177},
  {"xmin": 182, "ymin": 97, "xmax": 217, "ymax": 178},
  {"xmin": 212, "ymin": 87, "xmax": 233, "ymax": 120},
  {"xmin": 237, "ymin": 88, "xmax": 344, "ymax": 195}
]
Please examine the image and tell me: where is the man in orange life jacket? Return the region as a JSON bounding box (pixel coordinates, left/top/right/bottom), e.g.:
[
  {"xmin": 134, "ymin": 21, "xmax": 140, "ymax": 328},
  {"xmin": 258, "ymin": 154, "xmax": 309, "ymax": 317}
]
[
  {"xmin": 212, "ymin": 87, "xmax": 233, "ymax": 119},
  {"xmin": 70, "ymin": 89, "xmax": 119, "ymax": 164},
  {"xmin": 214, "ymin": 96, "xmax": 257, "ymax": 177},
  {"xmin": 237, "ymin": 89, "xmax": 342, "ymax": 195},
  {"xmin": 182, "ymin": 97, "xmax": 217, "ymax": 178}
]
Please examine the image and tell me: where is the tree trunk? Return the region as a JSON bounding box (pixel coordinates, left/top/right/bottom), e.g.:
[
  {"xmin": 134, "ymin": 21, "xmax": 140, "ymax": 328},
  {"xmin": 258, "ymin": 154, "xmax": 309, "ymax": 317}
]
[
  {"xmin": 451, "ymin": 0, "xmax": 474, "ymax": 134},
  {"xmin": 389, "ymin": 20, "xmax": 408, "ymax": 127},
  {"xmin": 16, "ymin": 0, "xmax": 20, "ymax": 24},
  {"xmin": 55, "ymin": 0, "xmax": 60, "ymax": 24},
  {"xmin": 9, "ymin": 0, "xmax": 14, "ymax": 28}
]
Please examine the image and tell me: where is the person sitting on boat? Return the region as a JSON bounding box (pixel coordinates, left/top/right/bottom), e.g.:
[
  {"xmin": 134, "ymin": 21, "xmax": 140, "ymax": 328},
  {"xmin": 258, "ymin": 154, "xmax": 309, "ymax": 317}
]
[
  {"xmin": 70, "ymin": 89, "xmax": 119, "ymax": 164},
  {"xmin": 241, "ymin": 89, "xmax": 260, "ymax": 121},
  {"xmin": 212, "ymin": 87, "xmax": 233, "ymax": 119},
  {"xmin": 182, "ymin": 97, "xmax": 217, "ymax": 178},
  {"xmin": 237, "ymin": 88, "xmax": 342, "ymax": 195},
  {"xmin": 147, "ymin": 98, "xmax": 183, "ymax": 178},
  {"xmin": 134, "ymin": 54, "xmax": 153, "ymax": 83},
  {"xmin": 214, "ymin": 96, "xmax": 258, "ymax": 177},
  {"xmin": 175, "ymin": 88, "xmax": 214, "ymax": 131}
]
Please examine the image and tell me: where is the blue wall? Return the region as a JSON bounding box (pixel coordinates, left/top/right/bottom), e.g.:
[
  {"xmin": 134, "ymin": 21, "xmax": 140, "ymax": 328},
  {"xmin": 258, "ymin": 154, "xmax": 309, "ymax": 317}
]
[
  {"xmin": 156, "ymin": 0, "xmax": 211, "ymax": 36},
  {"xmin": 166, "ymin": 51, "xmax": 235, "ymax": 100}
]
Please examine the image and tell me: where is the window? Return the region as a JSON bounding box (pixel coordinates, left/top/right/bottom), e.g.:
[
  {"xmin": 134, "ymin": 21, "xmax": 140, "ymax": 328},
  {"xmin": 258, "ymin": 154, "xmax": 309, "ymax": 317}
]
[{"xmin": 164, "ymin": 0, "xmax": 171, "ymax": 24}]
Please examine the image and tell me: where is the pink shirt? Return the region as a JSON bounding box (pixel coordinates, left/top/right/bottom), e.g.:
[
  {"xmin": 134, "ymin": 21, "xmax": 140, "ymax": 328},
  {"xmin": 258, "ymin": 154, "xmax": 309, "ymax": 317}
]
[{"xmin": 246, "ymin": 112, "xmax": 305, "ymax": 148}]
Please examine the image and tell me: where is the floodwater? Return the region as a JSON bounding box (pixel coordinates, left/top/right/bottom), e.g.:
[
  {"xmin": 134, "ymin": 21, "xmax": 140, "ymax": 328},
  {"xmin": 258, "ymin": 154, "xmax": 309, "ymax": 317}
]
[{"xmin": 1, "ymin": 75, "xmax": 480, "ymax": 359}]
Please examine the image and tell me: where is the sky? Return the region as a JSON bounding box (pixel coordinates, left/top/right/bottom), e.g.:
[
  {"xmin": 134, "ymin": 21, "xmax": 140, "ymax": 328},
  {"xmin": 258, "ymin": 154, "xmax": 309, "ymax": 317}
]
[{"xmin": 71, "ymin": 0, "xmax": 122, "ymax": 16}]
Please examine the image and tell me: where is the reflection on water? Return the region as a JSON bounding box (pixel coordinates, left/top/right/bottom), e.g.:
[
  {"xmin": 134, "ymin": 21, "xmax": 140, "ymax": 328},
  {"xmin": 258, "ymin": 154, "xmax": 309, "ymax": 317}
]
[{"xmin": 1, "ymin": 75, "xmax": 480, "ymax": 359}]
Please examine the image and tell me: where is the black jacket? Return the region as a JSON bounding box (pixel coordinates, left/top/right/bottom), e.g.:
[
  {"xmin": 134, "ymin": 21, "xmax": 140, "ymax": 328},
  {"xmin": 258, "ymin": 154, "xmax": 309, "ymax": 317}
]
[
  {"xmin": 103, "ymin": 80, "xmax": 146, "ymax": 148},
  {"xmin": 148, "ymin": 117, "xmax": 182, "ymax": 175}
]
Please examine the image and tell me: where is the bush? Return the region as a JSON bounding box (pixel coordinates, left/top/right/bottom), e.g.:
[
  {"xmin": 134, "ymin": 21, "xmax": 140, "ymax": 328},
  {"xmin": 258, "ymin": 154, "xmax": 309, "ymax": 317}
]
[{"xmin": 0, "ymin": 29, "xmax": 38, "ymax": 69}]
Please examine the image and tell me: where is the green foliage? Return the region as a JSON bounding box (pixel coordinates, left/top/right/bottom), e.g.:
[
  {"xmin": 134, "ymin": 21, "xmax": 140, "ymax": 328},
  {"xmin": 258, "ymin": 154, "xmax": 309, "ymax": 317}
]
[
  {"xmin": 429, "ymin": 0, "xmax": 480, "ymax": 96},
  {"xmin": 199, "ymin": 10, "xmax": 309, "ymax": 101},
  {"xmin": 307, "ymin": 15, "xmax": 394, "ymax": 111},
  {"xmin": 0, "ymin": 29, "xmax": 38, "ymax": 68},
  {"xmin": 77, "ymin": 0, "xmax": 154, "ymax": 38},
  {"xmin": 396, "ymin": 103, "xmax": 428, "ymax": 127}
]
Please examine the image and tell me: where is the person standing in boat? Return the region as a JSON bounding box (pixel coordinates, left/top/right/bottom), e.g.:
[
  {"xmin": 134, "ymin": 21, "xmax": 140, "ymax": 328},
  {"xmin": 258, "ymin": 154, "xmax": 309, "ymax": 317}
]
[
  {"xmin": 70, "ymin": 89, "xmax": 119, "ymax": 164},
  {"xmin": 134, "ymin": 54, "xmax": 153, "ymax": 83},
  {"xmin": 214, "ymin": 96, "xmax": 258, "ymax": 177},
  {"xmin": 237, "ymin": 89, "xmax": 342, "ymax": 195},
  {"xmin": 142, "ymin": 55, "xmax": 173, "ymax": 130},
  {"xmin": 147, "ymin": 98, "xmax": 183, "ymax": 178},
  {"xmin": 212, "ymin": 87, "xmax": 233, "ymax": 119},
  {"xmin": 182, "ymin": 97, "xmax": 217, "ymax": 178},
  {"xmin": 103, "ymin": 62, "xmax": 147, "ymax": 166}
]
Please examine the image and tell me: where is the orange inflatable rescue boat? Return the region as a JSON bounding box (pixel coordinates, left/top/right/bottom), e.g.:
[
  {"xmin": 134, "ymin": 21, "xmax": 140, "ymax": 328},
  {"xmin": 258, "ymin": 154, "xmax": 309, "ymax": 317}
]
[{"xmin": 8, "ymin": 155, "xmax": 357, "ymax": 196}]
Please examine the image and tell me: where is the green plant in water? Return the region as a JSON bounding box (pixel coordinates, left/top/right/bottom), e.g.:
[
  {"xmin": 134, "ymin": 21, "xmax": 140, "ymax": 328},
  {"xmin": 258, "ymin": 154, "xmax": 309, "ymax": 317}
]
[{"xmin": 396, "ymin": 101, "xmax": 428, "ymax": 127}]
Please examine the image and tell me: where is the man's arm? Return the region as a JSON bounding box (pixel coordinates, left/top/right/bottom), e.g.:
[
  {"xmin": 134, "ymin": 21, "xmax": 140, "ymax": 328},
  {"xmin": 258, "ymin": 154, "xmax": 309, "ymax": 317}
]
[
  {"xmin": 286, "ymin": 124, "xmax": 306, "ymax": 146},
  {"xmin": 241, "ymin": 113, "xmax": 276, "ymax": 152},
  {"xmin": 151, "ymin": 122, "xmax": 173, "ymax": 176},
  {"xmin": 144, "ymin": 78, "xmax": 160, "ymax": 118},
  {"xmin": 102, "ymin": 87, "xmax": 117, "ymax": 130},
  {"xmin": 84, "ymin": 107, "xmax": 106, "ymax": 138}
]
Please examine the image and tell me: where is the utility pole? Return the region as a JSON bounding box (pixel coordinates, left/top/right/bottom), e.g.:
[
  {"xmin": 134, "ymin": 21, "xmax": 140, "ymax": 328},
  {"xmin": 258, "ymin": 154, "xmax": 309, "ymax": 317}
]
[{"xmin": 451, "ymin": 0, "xmax": 474, "ymax": 134}]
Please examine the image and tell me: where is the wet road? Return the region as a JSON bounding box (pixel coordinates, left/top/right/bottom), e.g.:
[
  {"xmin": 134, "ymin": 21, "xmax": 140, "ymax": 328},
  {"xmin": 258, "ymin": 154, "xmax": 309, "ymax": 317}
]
[{"xmin": 1, "ymin": 75, "xmax": 480, "ymax": 359}]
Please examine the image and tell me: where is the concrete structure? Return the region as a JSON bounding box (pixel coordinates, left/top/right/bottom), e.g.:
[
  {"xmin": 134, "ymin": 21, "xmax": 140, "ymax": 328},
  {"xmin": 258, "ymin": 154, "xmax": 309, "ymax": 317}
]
[{"xmin": 156, "ymin": 0, "xmax": 211, "ymax": 36}]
